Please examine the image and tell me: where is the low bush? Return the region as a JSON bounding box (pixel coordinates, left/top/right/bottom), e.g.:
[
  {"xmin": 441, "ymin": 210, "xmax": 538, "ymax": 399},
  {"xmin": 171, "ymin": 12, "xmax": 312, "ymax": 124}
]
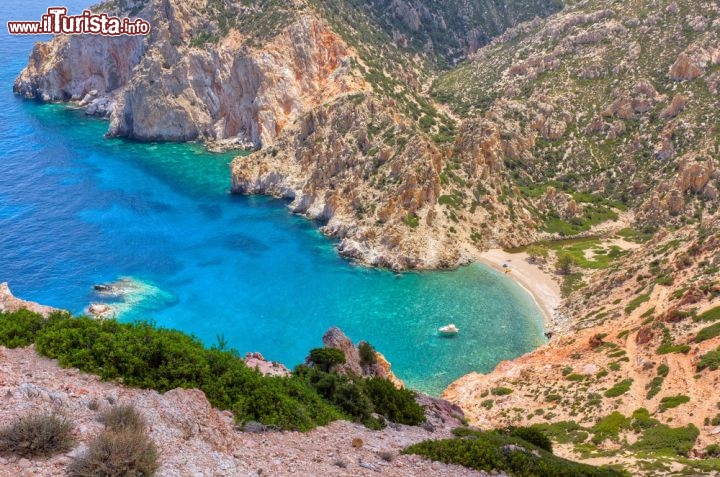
[
  {"xmin": 531, "ymin": 421, "xmax": 588, "ymax": 445},
  {"xmin": 0, "ymin": 308, "xmax": 47, "ymax": 348},
  {"xmin": 695, "ymin": 306, "xmax": 720, "ymax": 322},
  {"xmin": 631, "ymin": 424, "xmax": 699, "ymax": 456},
  {"xmin": 101, "ymin": 405, "xmax": 146, "ymax": 432},
  {"xmin": 697, "ymin": 346, "xmax": 720, "ymax": 371},
  {"xmin": 68, "ymin": 428, "xmax": 158, "ymax": 477},
  {"xmin": 658, "ymin": 395, "xmax": 690, "ymax": 412},
  {"xmin": 491, "ymin": 386, "xmax": 513, "ymax": 396},
  {"xmin": 706, "ymin": 444, "xmax": 720, "ymax": 457},
  {"xmin": 604, "ymin": 379, "xmax": 633, "ymax": 398},
  {"xmin": 695, "ymin": 322, "xmax": 720, "ymax": 343},
  {"xmin": 404, "ymin": 427, "xmax": 622, "ymax": 476},
  {"xmin": 631, "ymin": 408, "xmax": 659, "ymax": 431},
  {"xmin": 308, "ymin": 348, "xmax": 346, "ymax": 372},
  {"xmin": 358, "ymin": 341, "xmax": 377, "ymax": 367},
  {"xmin": 0, "ymin": 413, "xmax": 74, "ymax": 458},
  {"xmin": 506, "ymin": 426, "xmax": 553, "ymax": 453},
  {"xmin": 591, "ymin": 412, "xmax": 630, "ymax": 444}
]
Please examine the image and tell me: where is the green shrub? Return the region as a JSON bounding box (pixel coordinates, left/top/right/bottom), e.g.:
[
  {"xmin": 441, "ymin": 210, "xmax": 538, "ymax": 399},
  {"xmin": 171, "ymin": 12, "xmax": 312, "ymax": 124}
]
[
  {"xmin": 0, "ymin": 413, "xmax": 74, "ymax": 458},
  {"xmin": 362, "ymin": 377, "xmax": 425, "ymax": 425},
  {"xmin": 0, "ymin": 308, "xmax": 52, "ymax": 348},
  {"xmin": 294, "ymin": 366, "xmax": 424, "ymax": 427},
  {"xmin": 591, "ymin": 412, "xmax": 630, "ymax": 444},
  {"xmin": 658, "ymin": 395, "xmax": 690, "ymax": 412},
  {"xmin": 531, "ymin": 421, "xmax": 588, "ymax": 445},
  {"xmin": 491, "ymin": 386, "xmax": 513, "ymax": 396},
  {"xmin": 631, "ymin": 424, "xmax": 699, "ymax": 456},
  {"xmin": 646, "ymin": 377, "xmax": 664, "ymax": 399},
  {"xmin": 625, "ymin": 294, "xmax": 651, "ymax": 315},
  {"xmin": 697, "ymin": 347, "xmax": 720, "ymax": 371},
  {"xmin": 696, "ymin": 322, "xmax": 720, "ymax": 343},
  {"xmin": 631, "ymin": 408, "xmax": 659, "ymax": 431},
  {"xmin": 555, "ymin": 253, "xmax": 576, "ymax": 275},
  {"xmin": 604, "ymin": 379, "xmax": 633, "ymax": 398},
  {"xmin": 308, "ymin": 348, "xmax": 346, "ymax": 372},
  {"xmin": 68, "ymin": 428, "xmax": 158, "ymax": 477},
  {"xmin": 695, "ymin": 306, "xmax": 720, "ymax": 322},
  {"xmin": 706, "ymin": 444, "xmax": 720, "ymax": 457},
  {"xmin": 404, "ymin": 428, "xmax": 622, "ymax": 476},
  {"xmin": 402, "ymin": 213, "xmax": 420, "ymax": 228},
  {"xmin": 656, "ymin": 343, "xmax": 691, "ymax": 354},
  {"xmin": 657, "ymin": 364, "xmax": 669, "ymax": 377},
  {"xmin": 506, "ymin": 426, "xmax": 553, "ymax": 453}
]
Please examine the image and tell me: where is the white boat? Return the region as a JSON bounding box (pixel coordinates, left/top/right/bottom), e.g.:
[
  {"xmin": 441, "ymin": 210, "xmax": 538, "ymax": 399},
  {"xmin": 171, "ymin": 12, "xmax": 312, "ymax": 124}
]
[{"xmin": 438, "ymin": 324, "xmax": 459, "ymax": 336}]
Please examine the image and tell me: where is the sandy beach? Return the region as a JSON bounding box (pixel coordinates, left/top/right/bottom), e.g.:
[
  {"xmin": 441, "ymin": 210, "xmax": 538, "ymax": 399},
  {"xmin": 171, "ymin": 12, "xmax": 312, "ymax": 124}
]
[{"xmin": 476, "ymin": 249, "xmax": 561, "ymax": 330}]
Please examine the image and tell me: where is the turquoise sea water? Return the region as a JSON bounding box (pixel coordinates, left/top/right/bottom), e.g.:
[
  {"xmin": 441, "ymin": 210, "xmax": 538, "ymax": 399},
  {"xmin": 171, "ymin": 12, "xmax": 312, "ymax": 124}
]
[{"xmin": 0, "ymin": 1, "xmax": 545, "ymax": 395}]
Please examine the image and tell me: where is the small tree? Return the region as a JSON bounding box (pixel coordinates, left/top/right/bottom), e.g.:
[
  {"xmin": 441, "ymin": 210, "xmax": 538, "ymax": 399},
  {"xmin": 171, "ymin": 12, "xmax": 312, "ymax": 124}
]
[
  {"xmin": 309, "ymin": 348, "xmax": 346, "ymax": 372},
  {"xmin": 555, "ymin": 252, "xmax": 575, "ymax": 275},
  {"xmin": 526, "ymin": 244, "xmax": 549, "ymax": 264}
]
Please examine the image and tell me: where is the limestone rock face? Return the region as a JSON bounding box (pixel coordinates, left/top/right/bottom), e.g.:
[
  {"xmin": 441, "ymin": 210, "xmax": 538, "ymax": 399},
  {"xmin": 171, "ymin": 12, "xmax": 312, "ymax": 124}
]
[
  {"xmin": 0, "ymin": 282, "xmax": 59, "ymax": 317},
  {"xmin": 13, "ymin": 34, "xmax": 144, "ymax": 103},
  {"xmin": 320, "ymin": 326, "xmax": 403, "ymax": 387}
]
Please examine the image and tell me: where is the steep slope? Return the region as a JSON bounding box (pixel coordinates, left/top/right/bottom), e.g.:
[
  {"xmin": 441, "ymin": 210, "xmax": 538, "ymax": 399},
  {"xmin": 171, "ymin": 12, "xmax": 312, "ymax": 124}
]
[{"xmin": 433, "ymin": 0, "xmax": 720, "ymax": 230}]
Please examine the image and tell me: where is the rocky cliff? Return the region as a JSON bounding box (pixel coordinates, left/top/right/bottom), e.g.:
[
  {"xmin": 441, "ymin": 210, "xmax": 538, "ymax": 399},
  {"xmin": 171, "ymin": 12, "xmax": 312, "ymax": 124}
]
[{"xmin": 15, "ymin": 0, "xmax": 364, "ymax": 147}]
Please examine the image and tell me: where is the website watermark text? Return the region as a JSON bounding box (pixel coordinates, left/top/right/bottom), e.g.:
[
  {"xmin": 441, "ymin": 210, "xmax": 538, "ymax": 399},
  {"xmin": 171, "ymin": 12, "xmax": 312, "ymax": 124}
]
[{"xmin": 7, "ymin": 7, "xmax": 150, "ymax": 36}]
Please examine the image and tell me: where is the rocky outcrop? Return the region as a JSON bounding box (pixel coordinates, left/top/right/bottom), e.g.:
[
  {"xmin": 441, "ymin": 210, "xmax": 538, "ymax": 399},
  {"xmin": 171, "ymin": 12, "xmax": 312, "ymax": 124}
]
[
  {"xmin": 232, "ymin": 95, "xmax": 477, "ymax": 270},
  {"xmin": 0, "ymin": 282, "xmax": 59, "ymax": 317},
  {"xmin": 320, "ymin": 326, "xmax": 403, "ymax": 387},
  {"xmin": 669, "ymin": 52, "xmax": 704, "ymax": 81},
  {"xmin": 244, "ymin": 352, "xmax": 290, "ymax": 377}
]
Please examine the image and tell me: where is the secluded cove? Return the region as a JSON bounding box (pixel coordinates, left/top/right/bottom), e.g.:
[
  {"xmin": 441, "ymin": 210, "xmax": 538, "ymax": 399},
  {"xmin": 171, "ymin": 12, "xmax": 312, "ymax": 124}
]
[{"xmin": 0, "ymin": 19, "xmax": 545, "ymax": 396}]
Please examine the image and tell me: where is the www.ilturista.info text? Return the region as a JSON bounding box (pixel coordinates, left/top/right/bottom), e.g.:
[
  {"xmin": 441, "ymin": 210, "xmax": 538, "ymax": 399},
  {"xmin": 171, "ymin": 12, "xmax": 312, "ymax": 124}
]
[{"xmin": 7, "ymin": 7, "xmax": 150, "ymax": 35}]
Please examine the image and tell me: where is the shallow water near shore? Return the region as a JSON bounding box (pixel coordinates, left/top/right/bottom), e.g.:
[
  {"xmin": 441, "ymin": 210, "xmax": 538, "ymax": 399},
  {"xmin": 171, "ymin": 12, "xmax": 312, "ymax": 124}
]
[{"xmin": 0, "ymin": 1, "xmax": 545, "ymax": 395}]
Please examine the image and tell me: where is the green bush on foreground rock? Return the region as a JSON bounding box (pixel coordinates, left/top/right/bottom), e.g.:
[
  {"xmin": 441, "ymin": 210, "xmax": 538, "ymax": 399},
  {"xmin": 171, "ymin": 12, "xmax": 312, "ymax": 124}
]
[
  {"xmin": 405, "ymin": 427, "xmax": 623, "ymax": 476},
  {"xmin": 0, "ymin": 413, "xmax": 74, "ymax": 458},
  {"xmin": 308, "ymin": 347, "xmax": 346, "ymax": 372},
  {"xmin": 0, "ymin": 310, "xmax": 424, "ymax": 431}
]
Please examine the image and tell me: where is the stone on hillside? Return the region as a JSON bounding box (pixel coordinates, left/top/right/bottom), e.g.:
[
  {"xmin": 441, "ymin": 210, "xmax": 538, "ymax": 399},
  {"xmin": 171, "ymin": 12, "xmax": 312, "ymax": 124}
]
[{"xmin": 669, "ymin": 53, "xmax": 703, "ymax": 81}]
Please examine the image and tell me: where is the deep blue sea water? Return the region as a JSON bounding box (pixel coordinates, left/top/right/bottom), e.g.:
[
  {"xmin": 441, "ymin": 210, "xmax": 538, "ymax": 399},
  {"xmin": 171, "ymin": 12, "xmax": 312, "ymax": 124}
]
[{"xmin": 0, "ymin": 1, "xmax": 545, "ymax": 395}]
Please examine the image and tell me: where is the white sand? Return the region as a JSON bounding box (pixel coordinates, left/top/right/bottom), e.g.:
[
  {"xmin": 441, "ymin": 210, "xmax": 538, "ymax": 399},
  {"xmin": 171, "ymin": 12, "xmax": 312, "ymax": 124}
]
[{"xmin": 477, "ymin": 249, "xmax": 561, "ymax": 329}]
